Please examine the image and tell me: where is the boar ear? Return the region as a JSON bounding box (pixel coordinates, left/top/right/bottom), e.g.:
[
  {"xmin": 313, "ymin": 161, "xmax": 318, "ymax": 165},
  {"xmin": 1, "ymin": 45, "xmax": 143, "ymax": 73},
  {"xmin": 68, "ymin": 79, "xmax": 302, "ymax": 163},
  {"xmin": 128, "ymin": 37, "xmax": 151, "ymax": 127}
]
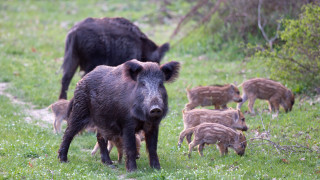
[
  {"xmin": 229, "ymin": 84, "xmax": 236, "ymax": 92},
  {"xmin": 234, "ymin": 111, "xmax": 240, "ymax": 122},
  {"xmin": 124, "ymin": 60, "xmax": 143, "ymax": 81},
  {"xmin": 160, "ymin": 61, "xmax": 180, "ymax": 83}
]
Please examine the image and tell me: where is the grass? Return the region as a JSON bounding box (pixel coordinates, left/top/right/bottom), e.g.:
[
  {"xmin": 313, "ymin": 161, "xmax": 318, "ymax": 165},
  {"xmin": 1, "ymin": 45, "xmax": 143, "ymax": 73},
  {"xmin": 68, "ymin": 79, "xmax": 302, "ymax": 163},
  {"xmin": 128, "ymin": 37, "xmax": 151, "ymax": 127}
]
[{"xmin": 0, "ymin": 0, "xmax": 319, "ymax": 179}]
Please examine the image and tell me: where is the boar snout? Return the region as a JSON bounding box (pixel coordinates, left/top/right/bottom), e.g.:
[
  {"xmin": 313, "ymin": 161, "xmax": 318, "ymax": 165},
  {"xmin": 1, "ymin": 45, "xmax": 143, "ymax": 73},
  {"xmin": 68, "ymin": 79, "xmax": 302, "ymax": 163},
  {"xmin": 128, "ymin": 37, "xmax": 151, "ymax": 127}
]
[
  {"xmin": 242, "ymin": 126, "xmax": 248, "ymax": 131},
  {"xmin": 149, "ymin": 105, "xmax": 163, "ymax": 118},
  {"xmin": 237, "ymin": 98, "xmax": 243, "ymax": 102},
  {"xmin": 237, "ymin": 151, "xmax": 245, "ymax": 156}
]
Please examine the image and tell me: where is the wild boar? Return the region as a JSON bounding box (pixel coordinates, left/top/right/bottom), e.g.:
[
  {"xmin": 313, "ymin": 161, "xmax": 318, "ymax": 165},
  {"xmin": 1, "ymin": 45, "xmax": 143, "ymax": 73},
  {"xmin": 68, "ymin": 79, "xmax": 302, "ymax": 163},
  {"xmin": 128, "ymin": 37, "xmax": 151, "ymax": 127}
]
[
  {"xmin": 91, "ymin": 130, "xmax": 145, "ymax": 163},
  {"xmin": 180, "ymin": 108, "xmax": 248, "ymax": 146},
  {"xmin": 178, "ymin": 123, "xmax": 247, "ymax": 157},
  {"xmin": 58, "ymin": 59, "xmax": 180, "ymax": 172},
  {"xmin": 49, "ymin": 99, "xmax": 69, "ymax": 133},
  {"xmin": 237, "ymin": 78, "xmax": 295, "ymax": 117},
  {"xmin": 59, "ymin": 17, "xmax": 170, "ymax": 99},
  {"xmin": 185, "ymin": 84, "xmax": 242, "ymax": 110}
]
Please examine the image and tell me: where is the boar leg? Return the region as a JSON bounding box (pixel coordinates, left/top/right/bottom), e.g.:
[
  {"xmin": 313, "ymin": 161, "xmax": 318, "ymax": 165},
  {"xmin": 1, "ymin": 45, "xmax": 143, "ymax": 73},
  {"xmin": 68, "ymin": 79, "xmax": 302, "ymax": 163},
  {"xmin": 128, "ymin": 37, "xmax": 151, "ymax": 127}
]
[
  {"xmin": 214, "ymin": 104, "xmax": 221, "ymax": 109},
  {"xmin": 58, "ymin": 116, "xmax": 90, "ymax": 162},
  {"xmin": 96, "ymin": 133, "xmax": 113, "ymax": 165},
  {"xmin": 53, "ymin": 116, "xmax": 59, "ymax": 134},
  {"xmin": 186, "ymin": 133, "xmax": 193, "ymax": 144},
  {"xmin": 135, "ymin": 135, "xmax": 141, "ymax": 159},
  {"xmin": 185, "ymin": 102, "xmax": 197, "ymax": 111},
  {"xmin": 59, "ymin": 63, "xmax": 78, "ymax": 100},
  {"xmin": 221, "ymin": 104, "xmax": 228, "ymax": 109},
  {"xmin": 217, "ymin": 142, "xmax": 228, "ymax": 156},
  {"xmin": 91, "ymin": 142, "xmax": 99, "ymax": 156},
  {"xmin": 55, "ymin": 115, "xmax": 64, "ymax": 133},
  {"xmin": 123, "ymin": 127, "xmax": 138, "ymax": 171},
  {"xmin": 145, "ymin": 125, "xmax": 161, "ymax": 170},
  {"xmin": 198, "ymin": 143, "xmax": 205, "ymax": 157},
  {"xmin": 247, "ymin": 96, "xmax": 256, "ymax": 114},
  {"xmin": 270, "ymin": 97, "xmax": 280, "ymax": 119},
  {"xmin": 107, "ymin": 141, "xmax": 114, "ymax": 153},
  {"xmin": 237, "ymin": 93, "xmax": 248, "ymax": 110},
  {"xmin": 268, "ymin": 101, "xmax": 274, "ymax": 113},
  {"xmin": 112, "ymin": 137, "xmax": 124, "ymax": 163},
  {"xmin": 188, "ymin": 140, "xmax": 200, "ymax": 158}
]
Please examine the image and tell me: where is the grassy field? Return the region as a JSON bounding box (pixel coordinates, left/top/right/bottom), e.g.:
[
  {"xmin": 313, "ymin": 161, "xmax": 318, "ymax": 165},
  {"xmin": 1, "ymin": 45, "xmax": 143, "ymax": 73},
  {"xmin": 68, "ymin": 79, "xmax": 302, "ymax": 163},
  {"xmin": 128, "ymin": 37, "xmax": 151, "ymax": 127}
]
[{"xmin": 0, "ymin": 1, "xmax": 319, "ymax": 179}]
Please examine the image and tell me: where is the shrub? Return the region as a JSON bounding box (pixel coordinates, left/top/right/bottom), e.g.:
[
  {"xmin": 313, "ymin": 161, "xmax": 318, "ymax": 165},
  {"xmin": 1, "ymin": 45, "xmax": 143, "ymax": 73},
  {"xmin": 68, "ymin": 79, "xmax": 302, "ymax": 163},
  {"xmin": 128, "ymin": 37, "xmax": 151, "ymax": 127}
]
[{"xmin": 255, "ymin": 4, "xmax": 320, "ymax": 93}]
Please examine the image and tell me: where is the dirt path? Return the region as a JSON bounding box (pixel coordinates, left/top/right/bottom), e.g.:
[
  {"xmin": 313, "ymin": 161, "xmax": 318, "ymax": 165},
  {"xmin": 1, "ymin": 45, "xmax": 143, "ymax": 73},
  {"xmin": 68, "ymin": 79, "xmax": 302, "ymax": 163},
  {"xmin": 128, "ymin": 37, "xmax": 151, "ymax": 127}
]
[{"xmin": 0, "ymin": 82, "xmax": 54, "ymax": 128}]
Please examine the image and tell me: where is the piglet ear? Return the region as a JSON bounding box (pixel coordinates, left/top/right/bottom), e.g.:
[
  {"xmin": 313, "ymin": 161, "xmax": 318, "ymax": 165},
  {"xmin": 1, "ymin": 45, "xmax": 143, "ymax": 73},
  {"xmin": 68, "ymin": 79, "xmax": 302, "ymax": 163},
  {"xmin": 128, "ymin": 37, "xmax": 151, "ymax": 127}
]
[
  {"xmin": 234, "ymin": 110, "xmax": 240, "ymax": 122},
  {"xmin": 160, "ymin": 61, "xmax": 180, "ymax": 83},
  {"xmin": 229, "ymin": 84, "xmax": 236, "ymax": 93},
  {"xmin": 124, "ymin": 60, "xmax": 143, "ymax": 81}
]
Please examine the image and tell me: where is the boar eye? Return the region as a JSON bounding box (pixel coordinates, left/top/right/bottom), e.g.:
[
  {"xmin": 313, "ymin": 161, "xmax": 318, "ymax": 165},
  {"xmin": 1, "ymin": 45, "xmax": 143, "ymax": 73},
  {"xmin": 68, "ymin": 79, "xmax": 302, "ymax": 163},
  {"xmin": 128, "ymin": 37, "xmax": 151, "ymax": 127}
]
[
  {"xmin": 159, "ymin": 82, "xmax": 164, "ymax": 88},
  {"xmin": 236, "ymin": 91, "xmax": 240, "ymax": 95},
  {"xmin": 241, "ymin": 118, "xmax": 245, "ymax": 121},
  {"xmin": 140, "ymin": 81, "xmax": 146, "ymax": 87}
]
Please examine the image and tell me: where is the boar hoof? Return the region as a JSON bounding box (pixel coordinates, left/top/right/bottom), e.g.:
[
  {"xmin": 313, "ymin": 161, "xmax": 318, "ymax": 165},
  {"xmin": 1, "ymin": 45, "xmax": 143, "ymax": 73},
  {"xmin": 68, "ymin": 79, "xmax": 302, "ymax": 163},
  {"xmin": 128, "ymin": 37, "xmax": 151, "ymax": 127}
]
[
  {"xmin": 108, "ymin": 164, "xmax": 116, "ymax": 169},
  {"xmin": 58, "ymin": 155, "xmax": 68, "ymax": 163}
]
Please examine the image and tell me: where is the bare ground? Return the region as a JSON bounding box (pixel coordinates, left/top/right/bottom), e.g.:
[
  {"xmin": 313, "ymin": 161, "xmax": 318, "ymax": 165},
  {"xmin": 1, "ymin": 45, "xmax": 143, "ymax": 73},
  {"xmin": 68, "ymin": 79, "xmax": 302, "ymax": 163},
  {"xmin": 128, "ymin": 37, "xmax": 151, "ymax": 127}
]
[{"xmin": 0, "ymin": 82, "xmax": 54, "ymax": 128}]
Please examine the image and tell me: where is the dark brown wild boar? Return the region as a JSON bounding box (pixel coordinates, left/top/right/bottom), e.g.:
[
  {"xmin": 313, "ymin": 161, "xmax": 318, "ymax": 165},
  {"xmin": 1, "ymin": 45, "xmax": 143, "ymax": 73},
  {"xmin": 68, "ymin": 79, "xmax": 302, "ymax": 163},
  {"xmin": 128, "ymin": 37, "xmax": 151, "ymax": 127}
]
[
  {"xmin": 185, "ymin": 84, "xmax": 242, "ymax": 110},
  {"xmin": 237, "ymin": 78, "xmax": 294, "ymax": 118},
  {"xmin": 178, "ymin": 123, "xmax": 247, "ymax": 157},
  {"xmin": 180, "ymin": 108, "xmax": 248, "ymax": 146},
  {"xmin": 58, "ymin": 59, "xmax": 180, "ymax": 172},
  {"xmin": 91, "ymin": 130, "xmax": 145, "ymax": 163},
  {"xmin": 59, "ymin": 17, "xmax": 170, "ymax": 99}
]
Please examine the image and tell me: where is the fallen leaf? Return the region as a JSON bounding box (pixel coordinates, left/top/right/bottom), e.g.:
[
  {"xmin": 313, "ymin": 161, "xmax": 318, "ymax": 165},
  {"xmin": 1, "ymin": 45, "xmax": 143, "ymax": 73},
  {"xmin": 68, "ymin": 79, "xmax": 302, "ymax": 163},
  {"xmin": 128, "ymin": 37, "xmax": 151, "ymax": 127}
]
[
  {"xmin": 31, "ymin": 47, "xmax": 37, "ymax": 53},
  {"xmin": 29, "ymin": 161, "xmax": 33, "ymax": 168},
  {"xmin": 281, "ymin": 158, "xmax": 289, "ymax": 164},
  {"xmin": 299, "ymin": 157, "xmax": 305, "ymax": 161}
]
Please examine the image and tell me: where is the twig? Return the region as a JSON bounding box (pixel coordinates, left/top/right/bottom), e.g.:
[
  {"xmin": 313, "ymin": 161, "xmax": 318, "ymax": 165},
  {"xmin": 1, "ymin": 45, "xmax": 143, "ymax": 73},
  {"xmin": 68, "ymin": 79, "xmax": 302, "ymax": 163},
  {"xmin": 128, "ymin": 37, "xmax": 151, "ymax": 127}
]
[
  {"xmin": 258, "ymin": 0, "xmax": 281, "ymax": 50},
  {"xmin": 248, "ymin": 137, "xmax": 315, "ymax": 155},
  {"xmin": 170, "ymin": 0, "xmax": 209, "ymax": 39},
  {"xmin": 171, "ymin": 0, "xmax": 225, "ymax": 48}
]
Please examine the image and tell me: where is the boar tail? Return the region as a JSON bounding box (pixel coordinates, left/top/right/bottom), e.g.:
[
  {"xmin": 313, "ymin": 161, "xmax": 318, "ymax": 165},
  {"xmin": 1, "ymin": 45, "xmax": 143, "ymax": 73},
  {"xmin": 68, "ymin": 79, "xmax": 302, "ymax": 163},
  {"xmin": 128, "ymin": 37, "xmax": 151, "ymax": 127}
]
[
  {"xmin": 66, "ymin": 98, "xmax": 74, "ymax": 118},
  {"xmin": 178, "ymin": 127, "xmax": 195, "ymax": 148}
]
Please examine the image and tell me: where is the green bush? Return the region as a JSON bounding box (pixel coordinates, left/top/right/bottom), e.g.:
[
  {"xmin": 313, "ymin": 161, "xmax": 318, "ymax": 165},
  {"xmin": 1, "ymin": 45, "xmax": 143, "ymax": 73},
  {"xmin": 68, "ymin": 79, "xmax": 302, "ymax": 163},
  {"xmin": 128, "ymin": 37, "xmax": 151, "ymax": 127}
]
[{"xmin": 255, "ymin": 4, "xmax": 320, "ymax": 93}]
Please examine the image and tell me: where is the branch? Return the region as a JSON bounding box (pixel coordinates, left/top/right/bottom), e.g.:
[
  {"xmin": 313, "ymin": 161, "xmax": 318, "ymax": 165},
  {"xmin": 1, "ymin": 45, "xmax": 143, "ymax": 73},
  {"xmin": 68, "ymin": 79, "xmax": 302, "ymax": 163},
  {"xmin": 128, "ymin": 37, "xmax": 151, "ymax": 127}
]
[
  {"xmin": 248, "ymin": 138, "xmax": 315, "ymax": 154},
  {"xmin": 170, "ymin": 0, "xmax": 209, "ymax": 39},
  {"xmin": 201, "ymin": 0, "xmax": 226, "ymax": 24},
  {"xmin": 278, "ymin": 55, "xmax": 317, "ymax": 74},
  {"xmin": 171, "ymin": 0, "xmax": 225, "ymax": 47},
  {"xmin": 258, "ymin": 0, "xmax": 281, "ymax": 50}
]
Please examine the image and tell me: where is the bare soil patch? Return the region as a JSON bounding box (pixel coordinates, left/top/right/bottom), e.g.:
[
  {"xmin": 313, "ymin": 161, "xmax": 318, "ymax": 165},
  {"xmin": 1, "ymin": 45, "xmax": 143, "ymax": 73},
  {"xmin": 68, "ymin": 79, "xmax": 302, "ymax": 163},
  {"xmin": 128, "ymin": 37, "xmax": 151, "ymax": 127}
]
[{"xmin": 0, "ymin": 82, "xmax": 54, "ymax": 128}]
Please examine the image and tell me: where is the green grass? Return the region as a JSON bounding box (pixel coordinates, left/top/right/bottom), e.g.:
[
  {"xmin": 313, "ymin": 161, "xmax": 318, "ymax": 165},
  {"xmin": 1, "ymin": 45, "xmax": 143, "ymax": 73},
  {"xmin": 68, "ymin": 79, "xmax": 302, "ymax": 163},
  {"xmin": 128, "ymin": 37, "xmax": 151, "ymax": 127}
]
[{"xmin": 0, "ymin": 0, "xmax": 319, "ymax": 179}]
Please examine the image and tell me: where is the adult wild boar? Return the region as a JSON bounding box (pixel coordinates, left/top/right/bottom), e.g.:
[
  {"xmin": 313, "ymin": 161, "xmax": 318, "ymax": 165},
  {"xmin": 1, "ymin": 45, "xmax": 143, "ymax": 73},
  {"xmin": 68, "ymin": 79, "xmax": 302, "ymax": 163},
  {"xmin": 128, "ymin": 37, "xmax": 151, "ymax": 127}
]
[
  {"xmin": 59, "ymin": 17, "xmax": 170, "ymax": 99},
  {"xmin": 58, "ymin": 59, "xmax": 180, "ymax": 172},
  {"xmin": 237, "ymin": 78, "xmax": 294, "ymax": 118}
]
